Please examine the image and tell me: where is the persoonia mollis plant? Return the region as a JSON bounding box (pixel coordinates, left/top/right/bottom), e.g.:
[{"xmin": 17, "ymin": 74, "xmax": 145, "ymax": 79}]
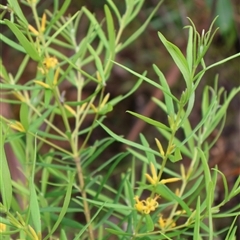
[
  {"xmin": 0, "ymin": 0, "xmax": 240, "ymax": 239},
  {"xmin": 100, "ymin": 17, "xmax": 240, "ymax": 239}
]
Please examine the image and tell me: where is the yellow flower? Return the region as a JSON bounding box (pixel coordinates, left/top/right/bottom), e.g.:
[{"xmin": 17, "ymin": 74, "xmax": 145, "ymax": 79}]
[
  {"xmin": 159, "ymin": 177, "xmax": 181, "ymax": 184},
  {"xmin": 134, "ymin": 196, "xmax": 146, "ymax": 214},
  {"xmin": 34, "ymin": 80, "xmax": 51, "ymax": 89},
  {"xmin": 13, "ymin": 92, "xmax": 26, "ymax": 102},
  {"xmin": 28, "ymin": 24, "xmax": 39, "ymax": 36},
  {"xmin": 53, "ymin": 67, "xmax": 60, "ymax": 86},
  {"xmin": 100, "ymin": 93, "xmax": 110, "ymax": 109},
  {"xmin": 90, "ymin": 103, "xmax": 98, "ymax": 113},
  {"xmin": 0, "ymin": 223, "xmax": 6, "ymax": 232},
  {"xmin": 155, "ymin": 138, "xmax": 165, "ymax": 156},
  {"xmin": 134, "ymin": 195, "xmax": 159, "ymax": 214},
  {"xmin": 145, "ymin": 162, "xmax": 159, "ymax": 185},
  {"xmin": 43, "ymin": 57, "xmax": 58, "ymax": 69},
  {"xmin": 9, "ymin": 121, "xmax": 25, "ymax": 132},
  {"xmin": 28, "ymin": 225, "xmax": 40, "ymax": 240},
  {"xmin": 144, "ymin": 196, "xmax": 159, "ymax": 214},
  {"xmin": 40, "ymin": 13, "xmax": 46, "ymax": 33},
  {"xmin": 159, "ymin": 215, "xmax": 176, "ymax": 229},
  {"xmin": 175, "ymin": 188, "xmax": 180, "ymax": 196},
  {"xmin": 145, "ymin": 163, "xmax": 181, "ymax": 186},
  {"xmin": 90, "ymin": 93, "xmax": 110, "ymax": 113},
  {"xmin": 64, "ymin": 104, "xmax": 76, "ymax": 116}
]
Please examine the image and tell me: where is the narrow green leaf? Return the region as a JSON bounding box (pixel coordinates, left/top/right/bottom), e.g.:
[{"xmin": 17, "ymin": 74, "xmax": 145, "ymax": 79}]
[
  {"xmin": 202, "ymin": 86, "xmax": 209, "ymax": 117},
  {"xmin": 50, "ymin": 213, "xmax": 83, "ymax": 229},
  {"xmin": 179, "ymin": 96, "xmax": 217, "ymax": 148},
  {"xmin": 75, "ymin": 196, "xmax": 131, "ymax": 212},
  {"xmin": 45, "ymin": 11, "xmax": 80, "ymax": 48},
  {"xmin": 29, "ymin": 180, "xmax": 41, "ymax": 233},
  {"xmin": 104, "ymin": 5, "xmax": 115, "ymax": 52},
  {"xmin": 98, "ymin": 122, "xmax": 161, "ymax": 156},
  {"xmin": 87, "ymin": 44, "xmax": 105, "ymax": 85},
  {"xmin": 47, "ymin": 0, "xmax": 71, "ymax": 32},
  {"xmin": 180, "ymin": 86, "xmax": 195, "ymax": 123},
  {"xmin": 44, "ymin": 89, "xmax": 52, "ymax": 107},
  {"xmin": 83, "ymin": 138, "xmax": 116, "ymax": 169},
  {"xmin": 180, "ymin": 115, "xmax": 195, "ymax": 153},
  {"xmin": 99, "ymin": 104, "xmax": 113, "ymax": 115},
  {"xmin": 127, "ymin": 111, "xmax": 171, "ymax": 131},
  {"xmin": 7, "ymin": 0, "xmax": 28, "ymax": 25},
  {"xmin": 228, "ymin": 175, "xmax": 240, "ymax": 199},
  {"xmin": 155, "ymin": 184, "xmax": 192, "ymax": 216},
  {"xmin": 124, "ymin": 179, "xmax": 135, "ymax": 209},
  {"xmin": 15, "ymin": 55, "xmax": 30, "ymax": 83},
  {"xmin": 82, "ymin": 7, "xmax": 108, "ymax": 48},
  {"xmin": 4, "ymin": 20, "xmax": 40, "ymax": 61},
  {"xmin": 203, "ymin": 87, "xmax": 240, "ymax": 140},
  {"xmin": 182, "ymin": 176, "xmax": 204, "ymax": 199},
  {"xmin": 153, "ymin": 64, "xmax": 175, "ymax": 115},
  {"xmin": 108, "ymin": 71, "xmax": 145, "ymax": 105},
  {"xmin": 212, "ymin": 168, "xmax": 228, "ymax": 205},
  {"xmin": 0, "ymin": 83, "xmax": 39, "ymax": 90},
  {"xmin": 198, "ymin": 148, "xmax": 211, "ymax": 183},
  {"xmin": 126, "ymin": 0, "xmax": 145, "ymax": 25},
  {"xmin": 0, "ymin": 60, "xmax": 10, "ymax": 83},
  {"xmin": 139, "ymin": 134, "xmax": 157, "ymax": 164},
  {"xmin": 60, "ymin": 229, "xmax": 68, "ymax": 240},
  {"xmin": 106, "ymin": 0, "xmax": 121, "ymax": 25},
  {"xmin": 224, "ymin": 216, "xmax": 238, "ymax": 240},
  {"xmin": 0, "ymin": 124, "xmax": 12, "ymax": 211},
  {"xmin": 44, "ymin": 172, "xmax": 75, "ymax": 240},
  {"xmin": 29, "ymin": 106, "xmax": 55, "ymax": 132},
  {"xmin": 92, "ymin": 152, "xmax": 128, "ymax": 201},
  {"xmin": 0, "ymin": 33, "xmax": 25, "ymax": 53},
  {"xmin": 118, "ymin": 0, "xmax": 163, "ymax": 51},
  {"xmin": 207, "ymin": 181, "xmax": 214, "ymax": 240},
  {"xmin": 112, "ymin": 61, "xmax": 179, "ymax": 103},
  {"xmin": 29, "ymin": 137, "xmax": 41, "ymax": 233},
  {"xmin": 168, "ymin": 147, "xmax": 182, "ymax": 162},
  {"xmin": 19, "ymin": 102, "xmax": 29, "ymax": 131},
  {"xmin": 193, "ymin": 197, "xmax": 201, "ymax": 240},
  {"xmin": 105, "ymin": 228, "xmax": 132, "ymax": 236},
  {"xmin": 158, "ymin": 32, "xmax": 190, "ymax": 86},
  {"xmin": 186, "ymin": 26, "xmax": 193, "ymax": 71},
  {"xmin": 145, "ymin": 214, "xmax": 154, "ymax": 232},
  {"xmin": 198, "ymin": 147, "xmax": 215, "ymax": 231},
  {"xmin": 73, "ymin": 204, "xmax": 104, "ymax": 239},
  {"xmin": 34, "ymin": 130, "xmax": 66, "ymax": 141},
  {"xmin": 40, "ymin": 152, "xmax": 53, "ymax": 195}
]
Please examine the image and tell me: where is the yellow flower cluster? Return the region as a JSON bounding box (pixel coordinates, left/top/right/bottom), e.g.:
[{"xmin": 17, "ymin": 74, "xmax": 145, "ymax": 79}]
[
  {"xmin": 133, "ymin": 161, "xmax": 181, "ymax": 230},
  {"xmin": 35, "ymin": 57, "xmax": 59, "ymax": 88},
  {"xmin": 134, "ymin": 195, "xmax": 159, "ymax": 214}
]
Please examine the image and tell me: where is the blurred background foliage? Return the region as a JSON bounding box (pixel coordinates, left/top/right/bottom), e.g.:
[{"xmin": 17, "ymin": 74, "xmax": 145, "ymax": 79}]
[{"xmin": 1, "ymin": 0, "xmax": 240, "ymax": 237}]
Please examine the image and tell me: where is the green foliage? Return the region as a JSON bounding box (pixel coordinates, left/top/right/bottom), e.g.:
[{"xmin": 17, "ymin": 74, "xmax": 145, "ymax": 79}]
[{"xmin": 0, "ymin": 0, "xmax": 239, "ymax": 239}]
